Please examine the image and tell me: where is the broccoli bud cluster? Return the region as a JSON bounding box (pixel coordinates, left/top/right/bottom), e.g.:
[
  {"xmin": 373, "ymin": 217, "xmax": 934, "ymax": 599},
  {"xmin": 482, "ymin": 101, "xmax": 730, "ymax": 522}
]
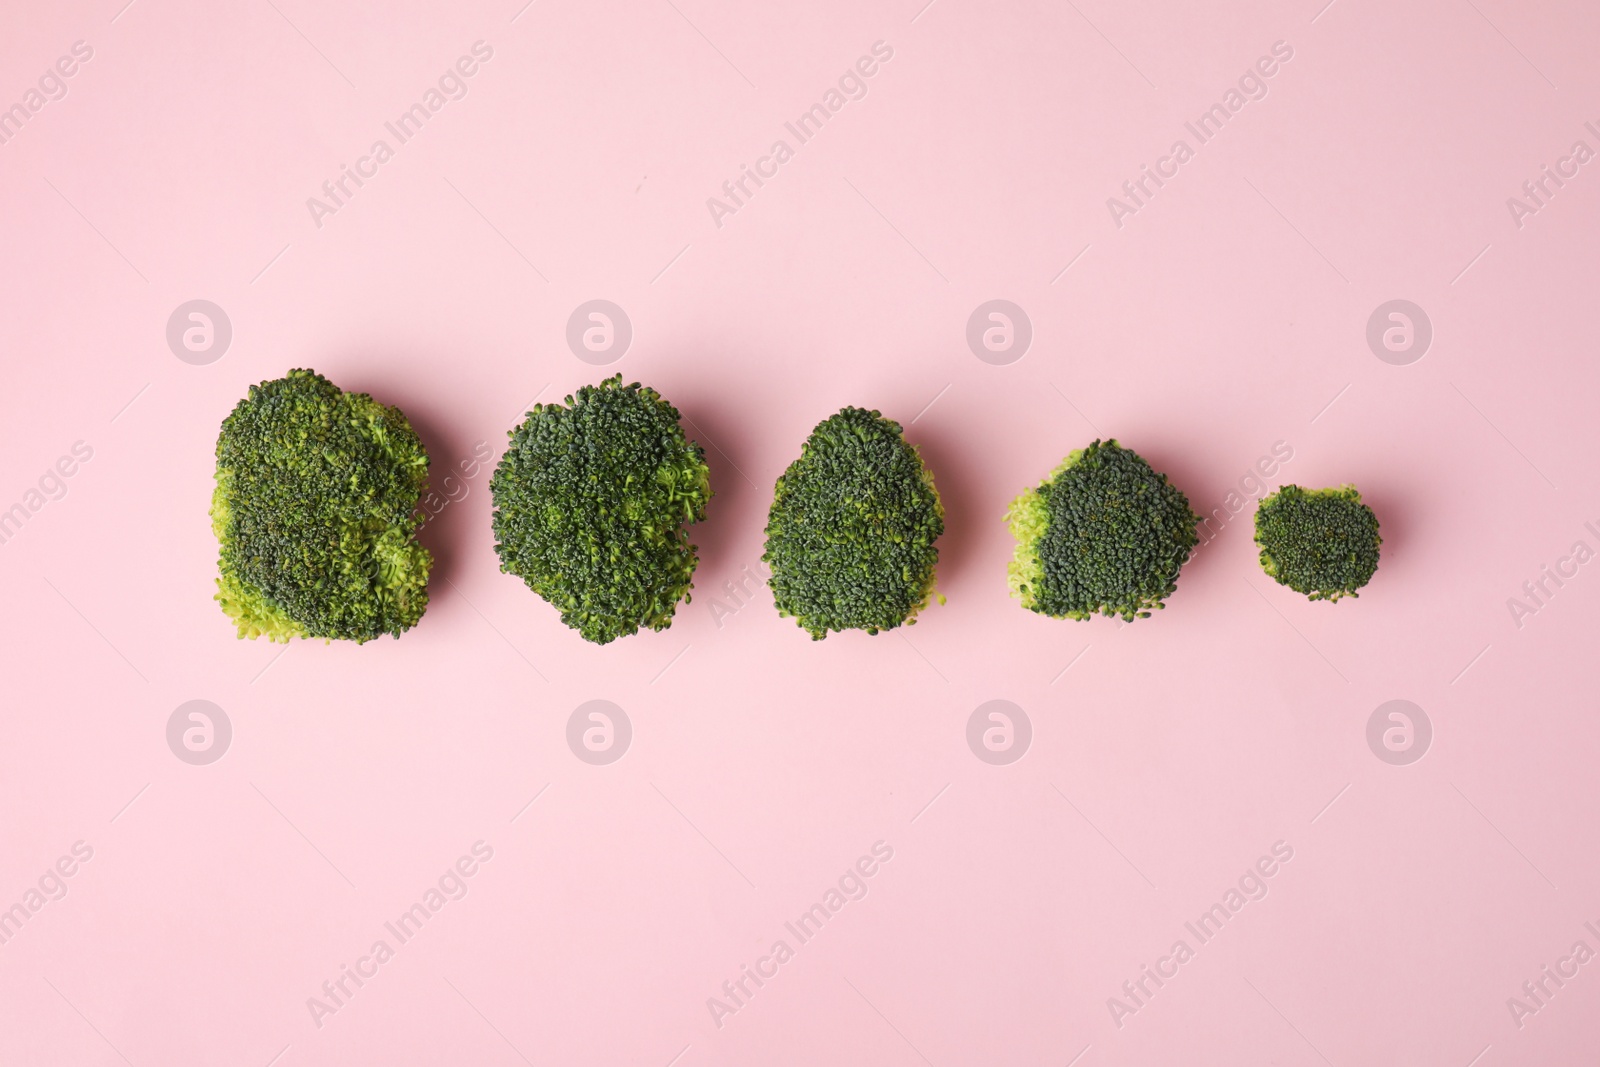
[
  {"xmin": 1253, "ymin": 484, "xmax": 1381, "ymax": 601},
  {"xmin": 208, "ymin": 369, "xmax": 1386, "ymax": 647},
  {"xmin": 490, "ymin": 375, "xmax": 712, "ymax": 645},
  {"xmin": 762, "ymin": 407, "xmax": 944, "ymax": 639},
  {"xmin": 1006, "ymin": 439, "xmax": 1199, "ymax": 622},
  {"xmin": 211, "ymin": 369, "xmax": 433, "ymax": 643}
]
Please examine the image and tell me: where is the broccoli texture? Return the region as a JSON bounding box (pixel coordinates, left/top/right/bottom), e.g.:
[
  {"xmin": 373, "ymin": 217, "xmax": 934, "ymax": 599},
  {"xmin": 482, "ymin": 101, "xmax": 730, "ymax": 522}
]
[
  {"xmin": 1006, "ymin": 439, "xmax": 1199, "ymax": 622},
  {"xmin": 211, "ymin": 368, "xmax": 433, "ymax": 643},
  {"xmin": 1253, "ymin": 484, "xmax": 1380, "ymax": 601},
  {"xmin": 762, "ymin": 407, "xmax": 944, "ymax": 639},
  {"xmin": 490, "ymin": 376, "xmax": 711, "ymax": 645}
]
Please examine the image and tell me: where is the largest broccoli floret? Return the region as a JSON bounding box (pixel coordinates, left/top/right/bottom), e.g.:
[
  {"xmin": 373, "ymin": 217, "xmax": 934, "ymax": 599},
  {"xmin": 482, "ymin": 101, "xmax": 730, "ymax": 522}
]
[
  {"xmin": 211, "ymin": 369, "xmax": 433, "ymax": 643},
  {"xmin": 490, "ymin": 376, "xmax": 711, "ymax": 645},
  {"xmin": 1006, "ymin": 439, "xmax": 1199, "ymax": 622},
  {"xmin": 1254, "ymin": 484, "xmax": 1380, "ymax": 601},
  {"xmin": 763, "ymin": 407, "xmax": 944, "ymax": 639}
]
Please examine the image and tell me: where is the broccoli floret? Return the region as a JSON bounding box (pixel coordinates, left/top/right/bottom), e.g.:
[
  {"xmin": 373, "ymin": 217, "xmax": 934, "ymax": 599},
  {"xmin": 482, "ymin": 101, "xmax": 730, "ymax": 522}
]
[
  {"xmin": 1006, "ymin": 439, "xmax": 1199, "ymax": 622},
  {"xmin": 490, "ymin": 376, "xmax": 711, "ymax": 645},
  {"xmin": 211, "ymin": 368, "xmax": 433, "ymax": 643},
  {"xmin": 1254, "ymin": 484, "xmax": 1380, "ymax": 601},
  {"xmin": 762, "ymin": 407, "xmax": 944, "ymax": 639}
]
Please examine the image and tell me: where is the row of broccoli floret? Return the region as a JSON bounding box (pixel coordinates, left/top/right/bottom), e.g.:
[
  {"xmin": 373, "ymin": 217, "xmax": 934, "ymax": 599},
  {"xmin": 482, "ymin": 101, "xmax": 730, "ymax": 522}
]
[{"xmin": 210, "ymin": 369, "xmax": 1382, "ymax": 645}]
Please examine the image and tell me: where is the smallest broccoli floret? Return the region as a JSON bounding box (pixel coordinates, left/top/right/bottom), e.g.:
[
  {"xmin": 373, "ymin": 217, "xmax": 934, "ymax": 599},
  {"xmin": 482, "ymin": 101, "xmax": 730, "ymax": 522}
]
[{"xmin": 1254, "ymin": 484, "xmax": 1381, "ymax": 602}]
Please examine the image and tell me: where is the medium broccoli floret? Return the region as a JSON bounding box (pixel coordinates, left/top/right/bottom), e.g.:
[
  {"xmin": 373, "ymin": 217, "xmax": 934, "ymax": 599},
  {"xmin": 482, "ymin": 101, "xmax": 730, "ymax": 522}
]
[
  {"xmin": 490, "ymin": 376, "xmax": 711, "ymax": 645},
  {"xmin": 211, "ymin": 368, "xmax": 433, "ymax": 643},
  {"xmin": 1006, "ymin": 439, "xmax": 1199, "ymax": 622},
  {"xmin": 762, "ymin": 407, "xmax": 944, "ymax": 639},
  {"xmin": 1254, "ymin": 484, "xmax": 1380, "ymax": 601}
]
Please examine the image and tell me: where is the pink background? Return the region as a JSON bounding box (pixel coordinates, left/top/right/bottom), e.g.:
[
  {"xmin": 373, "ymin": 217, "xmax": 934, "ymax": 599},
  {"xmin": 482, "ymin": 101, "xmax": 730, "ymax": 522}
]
[{"xmin": 2, "ymin": 0, "xmax": 1598, "ymax": 1063}]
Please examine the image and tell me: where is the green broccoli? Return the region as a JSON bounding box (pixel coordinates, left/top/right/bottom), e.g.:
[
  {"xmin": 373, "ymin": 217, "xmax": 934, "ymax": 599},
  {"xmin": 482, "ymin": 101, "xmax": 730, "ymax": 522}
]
[
  {"xmin": 1254, "ymin": 484, "xmax": 1380, "ymax": 601},
  {"xmin": 762, "ymin": 407, "xmax": 944, "ymax": 639},
  {"xmin": 211, "ymin": 369, "xmax": 433, "ymax": 643},
  {"xmin": 490, "ymin": 376, "xmax": 711, "ymax": 644},
  {"xmin": 1006, "ymin": 439, "xmax": 1199, "ymax": 622}
]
